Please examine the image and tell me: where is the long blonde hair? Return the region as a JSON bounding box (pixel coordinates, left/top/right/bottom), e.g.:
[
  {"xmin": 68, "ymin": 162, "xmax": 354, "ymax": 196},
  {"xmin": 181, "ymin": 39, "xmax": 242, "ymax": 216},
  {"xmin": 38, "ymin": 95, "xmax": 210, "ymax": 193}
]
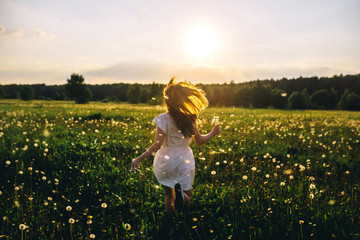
[{"xmin": 164, "ymin": 76, "xmax": 209, "ymax": 137}]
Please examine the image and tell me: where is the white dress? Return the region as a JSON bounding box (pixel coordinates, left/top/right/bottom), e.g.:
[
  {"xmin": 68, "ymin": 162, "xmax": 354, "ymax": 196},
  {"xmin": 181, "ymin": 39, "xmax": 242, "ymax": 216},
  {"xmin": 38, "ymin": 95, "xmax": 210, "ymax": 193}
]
[{"xmin": 153, "ymin": 113, "xmax": 195, "ymax": 191}]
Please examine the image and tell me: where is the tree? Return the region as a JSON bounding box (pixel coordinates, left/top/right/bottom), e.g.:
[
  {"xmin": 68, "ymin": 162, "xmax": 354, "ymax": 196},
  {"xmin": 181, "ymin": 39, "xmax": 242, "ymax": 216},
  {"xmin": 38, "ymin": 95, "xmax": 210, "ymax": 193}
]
[
  {"xmin": 345, "ymin": 92, "xmax": 360, "ymax": 111},
  {"xmin": 328, "ymin": 88, "xmax": 339, "ymax": 109},
  {"xmin": 76, "ymin": 86, "xmax": 93, "ymax": 104},
  {"xmin": 66, "ymin": 73, "xmax": 92, "ymax": 104},
  {"xmin": 20, "ymin": 86, "xmax": 35, "ymax": 101},
  {"xmin": 234, "ymin": 86, "xmax": 252, "ymax": 107},
  {"xmin": 310, "ymin": 89, "xmax": 331, "ymax": 109},
  {"xmin": 140, "ymin": 88, "xmax": 151, "ymax": 103},
  {"xmin": 54, "ymin": 91, "xmax": 66, "ymax": 100},
  {"xmin": 251, "ymin": 84, "xmax": 272, "ymax": 108},
  {"xmin": 0, "ymin": 86, "xmax": 5, "ymax": 99},
  {"xmin": 271, "ymin": 89, "xmax": 288, "ymax": 109},
  {"xmin": 288, "ymin": 89, "xmax": 309, "ymax": 109},
  {"xmin": 337, "ymin": 89, "xmax": 350, "ymax": 110},
  {"xmin": 127, "ymin": 84, "xmax": 141, "ymax": 103}
]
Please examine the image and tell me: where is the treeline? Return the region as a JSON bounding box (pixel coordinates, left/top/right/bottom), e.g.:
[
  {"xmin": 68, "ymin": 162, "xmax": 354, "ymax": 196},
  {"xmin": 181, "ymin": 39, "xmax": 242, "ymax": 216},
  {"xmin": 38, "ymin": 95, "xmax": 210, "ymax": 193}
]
[{"xmin": 1, "ymin": 74, "xmax": 360, "ymax": 110}]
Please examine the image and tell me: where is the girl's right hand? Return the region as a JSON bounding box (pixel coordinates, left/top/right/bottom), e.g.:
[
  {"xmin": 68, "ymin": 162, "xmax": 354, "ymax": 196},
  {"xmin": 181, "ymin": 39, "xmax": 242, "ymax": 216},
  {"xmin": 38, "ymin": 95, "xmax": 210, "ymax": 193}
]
[
  {"xmin": 212, "ymin": 124, "xmax": 221, "ymax": 136},
  {"xmin": 132, "ymin": 157, "xmax": 141, "ymax": 171}
]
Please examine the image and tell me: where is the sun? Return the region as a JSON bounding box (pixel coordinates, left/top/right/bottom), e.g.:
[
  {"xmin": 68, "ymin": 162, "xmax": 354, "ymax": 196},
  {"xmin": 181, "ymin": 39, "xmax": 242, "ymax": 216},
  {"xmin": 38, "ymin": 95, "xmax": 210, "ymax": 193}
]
[{"xmin": 185, "ymin": 26, "xmax": 219, "ymax": 59}]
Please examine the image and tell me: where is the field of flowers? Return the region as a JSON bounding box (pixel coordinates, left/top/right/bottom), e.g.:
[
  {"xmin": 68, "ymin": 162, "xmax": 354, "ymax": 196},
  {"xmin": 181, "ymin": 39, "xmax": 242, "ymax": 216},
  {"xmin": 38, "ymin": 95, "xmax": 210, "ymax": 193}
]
[{"xmin": 0, "ymin": 99, "xmax": 359, "ymax": 239}]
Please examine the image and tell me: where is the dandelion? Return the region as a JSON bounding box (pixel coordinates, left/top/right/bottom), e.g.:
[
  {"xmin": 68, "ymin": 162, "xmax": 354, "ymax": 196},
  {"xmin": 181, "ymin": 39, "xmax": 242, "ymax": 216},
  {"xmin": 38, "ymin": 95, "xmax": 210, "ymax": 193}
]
[
  {"xmin": 299, "ymin": 220, "xmax": 304, "ymax": 224},
  {"xmin": 280, "ymin": 182, "xmax": 285, "ymax": 186},
  {"xmin": 124, "ymin": 223, "xmax": 131, "ymax": 230},
  {"xmin": 69, "ymin": 218, "xmax": 75, "ymax": 224},
  {"xmin": 265, "ymin": 174, "xmax": 270, "ymax": 178},
  {"xmin": 309, "ymin": 193, "xmax": 314, "ymax": 199},
  {"xmin": 90, "ymin": 234, "xmax": 95, "ymax": 238},
  {"xmin": 6, "ymin": 161, "xmax": 10, "ymax": 165},
  {"xmin": 211, "ymin": 171, "xmax": 216, "ymax": 175},
  {"xmin": 101, "ymin": 203, "xmax": 107, "ymax": 208},
  {"xmin": 43, "ymin": 129, "xmax": 50, "ymax": 137},
  {"xmin": 251, "ymin": 167, "xmax": 257, "ymax": 171},
  {"xmin": 211, "ymin": 116, "xmax": 219, "ymax": 124},
  {"xmin": 66, "ymin": 206, "xmax": 72, "ymax": 211},
  {"xmin": 19, "ymin": 223, "xmax": 27, "ymax": 240},
  {"xmin": 328, "ymin": 200, "xmax": 336, "ymax": 205},
  {"xmin": 242, "ymin": 175, "xmax": 248, "ymax": 180},
  {"xmin": 19, "ymin": 224, "xmax": 27, "ymax": 230},
  {"xmin": 283, "ymin": 169, "xmax": 292, "ymax": 175},
  {"xmin": 309, "ymin": 183, "xmax": 316, "ymax": 189}
]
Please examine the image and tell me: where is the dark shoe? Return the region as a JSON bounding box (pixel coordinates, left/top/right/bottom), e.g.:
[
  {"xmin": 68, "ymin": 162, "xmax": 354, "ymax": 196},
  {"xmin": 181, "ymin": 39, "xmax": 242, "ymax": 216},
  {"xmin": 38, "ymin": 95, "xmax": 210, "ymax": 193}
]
[{"xmin": 174, "ymin": 183, "xmax": 185, "ymax": 211}]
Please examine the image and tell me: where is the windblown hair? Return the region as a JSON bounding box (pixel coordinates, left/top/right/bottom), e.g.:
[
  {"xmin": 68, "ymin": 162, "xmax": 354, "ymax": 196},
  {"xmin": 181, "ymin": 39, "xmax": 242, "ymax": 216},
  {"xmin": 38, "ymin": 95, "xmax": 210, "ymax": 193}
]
[{"xmin": 164, "ymin": 76, "xmax": 209, "ymax": 137}]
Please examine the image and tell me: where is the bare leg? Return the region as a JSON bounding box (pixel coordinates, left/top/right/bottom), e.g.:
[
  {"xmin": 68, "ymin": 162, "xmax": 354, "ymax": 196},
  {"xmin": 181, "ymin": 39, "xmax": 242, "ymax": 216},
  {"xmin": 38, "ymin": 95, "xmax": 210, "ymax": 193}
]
[
  {"xmin": 162, "ymin": 185, "xmax": 175, "ymax": 217},
  {"xmin": 183, "ymin": 190, "xmax": 192, "ymax": 210}
]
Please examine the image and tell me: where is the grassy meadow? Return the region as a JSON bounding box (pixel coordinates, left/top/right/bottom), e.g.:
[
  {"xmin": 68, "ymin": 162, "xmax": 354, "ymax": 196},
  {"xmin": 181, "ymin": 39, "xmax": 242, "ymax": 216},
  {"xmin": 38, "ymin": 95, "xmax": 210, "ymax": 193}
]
[{"xmin": 0, "ymin": 99, "xmax": 359, "ymax": 239}]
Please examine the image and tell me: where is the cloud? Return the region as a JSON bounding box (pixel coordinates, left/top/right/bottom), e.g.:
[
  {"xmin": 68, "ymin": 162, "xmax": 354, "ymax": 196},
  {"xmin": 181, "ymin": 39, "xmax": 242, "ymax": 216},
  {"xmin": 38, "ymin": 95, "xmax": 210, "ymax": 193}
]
[
  {"xmin": 0, "ymin": 26, "xmax": 25, "ymax": 38},
  {"xmin": 31, "ymin": 29, "xmax": 57, "ymax": 40},
  {"xmin": 0, "ymin": 59, "xmax": 356, "ymax": 85},
  {"xmin": 0, "ymin": 26, "xmax": 57, "ymax": 40},
  {"xmin": 85, "ymin": 59, "xmax": 357, "ymax": 84}
]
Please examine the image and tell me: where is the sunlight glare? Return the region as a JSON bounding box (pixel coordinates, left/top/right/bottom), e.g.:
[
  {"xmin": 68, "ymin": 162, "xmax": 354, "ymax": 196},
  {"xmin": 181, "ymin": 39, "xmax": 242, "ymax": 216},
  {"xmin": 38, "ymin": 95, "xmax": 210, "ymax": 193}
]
[{"xmin": 185, "ymin": 26, "xmax": 219, "ymax": 59}]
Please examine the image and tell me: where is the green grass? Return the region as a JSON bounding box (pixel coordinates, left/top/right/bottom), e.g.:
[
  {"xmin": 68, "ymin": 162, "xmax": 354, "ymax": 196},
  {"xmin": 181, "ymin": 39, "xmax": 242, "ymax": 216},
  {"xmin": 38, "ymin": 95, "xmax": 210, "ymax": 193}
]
[{"xmin": 0, "ymin": 99, "xmax": 359, "ymax": 239}]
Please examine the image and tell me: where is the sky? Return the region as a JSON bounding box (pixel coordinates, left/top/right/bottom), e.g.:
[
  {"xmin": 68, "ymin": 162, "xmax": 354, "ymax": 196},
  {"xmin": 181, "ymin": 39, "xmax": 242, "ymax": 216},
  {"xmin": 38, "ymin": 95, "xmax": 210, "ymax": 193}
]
[{"xmin": 0, "ymin": 0, "xmax": 359, "ymax": 85}]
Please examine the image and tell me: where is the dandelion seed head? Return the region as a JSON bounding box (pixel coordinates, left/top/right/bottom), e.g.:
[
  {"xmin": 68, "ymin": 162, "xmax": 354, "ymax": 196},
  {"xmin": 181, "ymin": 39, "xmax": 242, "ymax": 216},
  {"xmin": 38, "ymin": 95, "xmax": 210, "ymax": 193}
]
[
  {"xmin": 124, "ymin": 223, "xmax": 131, "ymax": 230},
  {"xmin": 19, "ymin": 224, "xmax": 27, "ymax": 230},
  {"xmin": 69, "ymin": 218, "xmax": 75, "ymax": 224}
]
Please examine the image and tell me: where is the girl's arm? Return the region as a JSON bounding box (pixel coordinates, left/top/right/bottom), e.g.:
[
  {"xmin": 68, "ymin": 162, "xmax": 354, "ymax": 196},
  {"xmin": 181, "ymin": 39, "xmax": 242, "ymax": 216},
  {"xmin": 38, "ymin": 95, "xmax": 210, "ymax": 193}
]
[
  {"xmin": 132, "ymin": 126, "xmax": 165, "ymax": 170},
  {"xmin": 193, "ymin": 124, "xmax": 221, "ymax": 145}
]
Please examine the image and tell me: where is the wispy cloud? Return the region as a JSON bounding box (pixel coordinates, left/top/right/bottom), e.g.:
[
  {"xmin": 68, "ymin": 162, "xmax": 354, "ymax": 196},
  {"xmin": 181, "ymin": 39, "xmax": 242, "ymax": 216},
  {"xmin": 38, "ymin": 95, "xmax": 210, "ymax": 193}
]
[
  {"xmin": 0, "ymin": 26, "xmax": 25, "ymax": 38},
  {"xmin": 0, "ymin": 26, "xmax": 57, "ymax": 40},
  {"xmin": 31, "ymin": 29, "xmax": 57, "ymax": 40}
]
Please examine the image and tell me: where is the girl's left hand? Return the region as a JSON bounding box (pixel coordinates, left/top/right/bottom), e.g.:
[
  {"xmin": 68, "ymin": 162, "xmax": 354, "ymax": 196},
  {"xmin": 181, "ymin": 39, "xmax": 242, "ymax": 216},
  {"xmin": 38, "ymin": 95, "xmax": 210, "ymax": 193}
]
[{"xmin": 132, "ymin": 157, "xmax": 141, "ymax": 170}]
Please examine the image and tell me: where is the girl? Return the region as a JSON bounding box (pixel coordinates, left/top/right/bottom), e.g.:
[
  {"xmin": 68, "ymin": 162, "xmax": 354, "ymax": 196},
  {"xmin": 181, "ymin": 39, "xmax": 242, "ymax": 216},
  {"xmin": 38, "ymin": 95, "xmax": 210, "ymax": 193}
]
[{"xmin": 132, "ymin": 76, "xmax": 221, "ymax": 217}]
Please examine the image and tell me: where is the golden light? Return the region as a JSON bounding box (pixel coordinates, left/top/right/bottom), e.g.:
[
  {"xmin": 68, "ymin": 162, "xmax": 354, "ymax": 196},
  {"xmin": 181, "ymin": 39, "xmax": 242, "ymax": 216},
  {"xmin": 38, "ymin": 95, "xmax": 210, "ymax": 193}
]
[{"xmin": 185, "ymin": 25, "xmax": 219, "ymax": 59}]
